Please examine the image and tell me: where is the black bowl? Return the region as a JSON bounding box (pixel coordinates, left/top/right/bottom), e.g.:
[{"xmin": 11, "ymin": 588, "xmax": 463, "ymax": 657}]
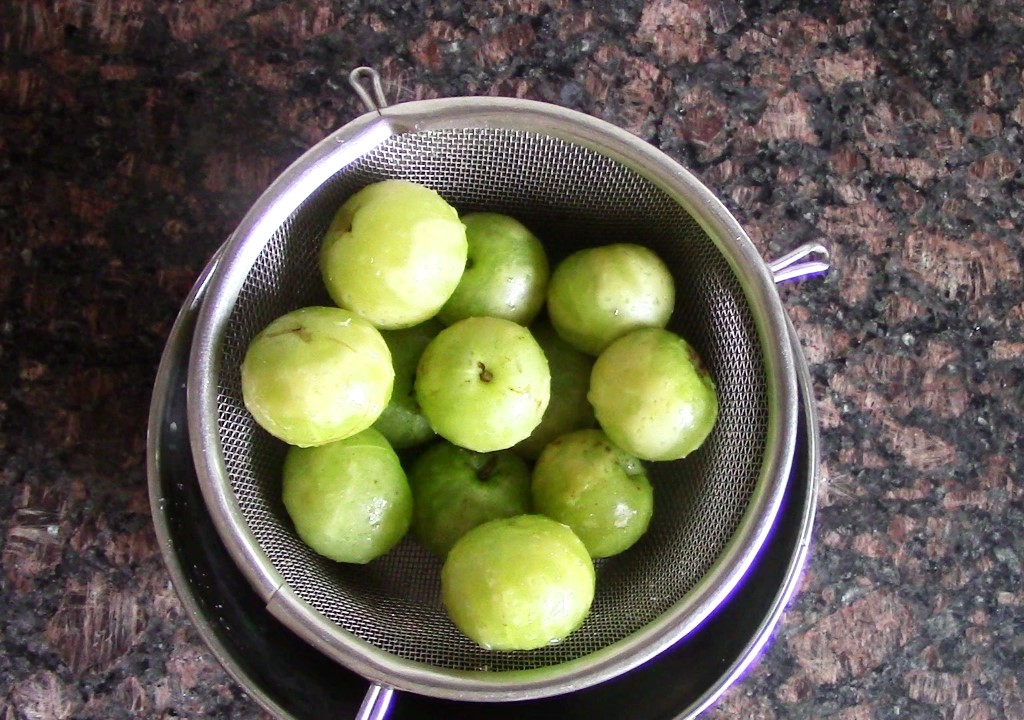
[{"xmin": 146, "ymin": 256, "xmax": 818, "ymax": 720}]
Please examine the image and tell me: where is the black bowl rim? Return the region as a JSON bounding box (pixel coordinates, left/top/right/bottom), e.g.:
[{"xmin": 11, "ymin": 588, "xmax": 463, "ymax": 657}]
[{"xmin": 146, "ymin": 247, "xmax": 819, "ymax": 720}]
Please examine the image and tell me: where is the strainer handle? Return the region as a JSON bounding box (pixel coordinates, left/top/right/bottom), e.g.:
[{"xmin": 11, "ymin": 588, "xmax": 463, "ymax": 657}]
[
  {"xmin": 349, "ymin": 66, "xmax": 389, "ymax": 113},
  {"xmin": 768, "ymin": 242, "xmax": 830, "ymax": 284},
  {"xmin": 355, "ymin": 683, "xmax": 394, "ymax": 720}
]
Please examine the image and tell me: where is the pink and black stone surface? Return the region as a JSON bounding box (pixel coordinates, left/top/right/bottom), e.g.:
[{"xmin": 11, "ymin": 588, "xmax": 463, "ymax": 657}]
[{"xmin": 2, "ymin": 2, "xmax": 1022, "ymax": 718}]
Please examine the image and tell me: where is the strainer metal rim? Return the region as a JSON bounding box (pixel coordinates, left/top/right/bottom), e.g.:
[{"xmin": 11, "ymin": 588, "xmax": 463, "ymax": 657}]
[{"xmin": 187, "ymin": 96, "xmax": 798, "ymax": 701}]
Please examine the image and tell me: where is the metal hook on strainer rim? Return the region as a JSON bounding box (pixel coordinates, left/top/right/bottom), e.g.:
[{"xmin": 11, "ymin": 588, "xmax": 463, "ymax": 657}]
[
  {"xmin": 348, "ymin": 66, "xmax": 389, "ymax": 114},
  {"xmin": 187, "ymin": 68, "xmax": 824, "ymax": 717}
]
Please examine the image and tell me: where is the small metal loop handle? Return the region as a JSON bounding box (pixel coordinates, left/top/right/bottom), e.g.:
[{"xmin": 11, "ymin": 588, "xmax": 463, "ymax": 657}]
[
  {"xmin": 348, "ymin": 66, "xmax": 389, "ymax": 114},
  {"xmin": 355, "ymin": 683, "xmax": 394, "ymax": 720},
  {"xmin": 768, "ymin": 242, "xmax": 831, "ymax": 284}
]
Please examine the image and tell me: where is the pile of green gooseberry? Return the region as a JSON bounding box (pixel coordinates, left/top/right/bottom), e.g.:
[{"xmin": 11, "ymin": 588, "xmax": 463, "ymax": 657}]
[{"xmin": 240, "ymin": 179, "xmax": 719, "ymax": 651}]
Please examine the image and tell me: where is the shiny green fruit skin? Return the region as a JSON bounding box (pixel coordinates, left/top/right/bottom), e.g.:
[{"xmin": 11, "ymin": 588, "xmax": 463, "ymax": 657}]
[
  {"xmin": 372, "ymin": 319, "xmax": 444, "ymax": 450},
  {"xmin": 437, "ymin": 212, "xmax": 549, "ymax": 326},
  {"xmin": 546, "ymin": 243, "xmax": 675, "ymax": 355},
  {"xmin": 532, "ymin": 429, "xmax": 653, "ymax": 558},
  {"xmin": 514, "ymin": 320, "xmax": 596, "ymax": 460},
  {"xmin": 441, "ymin": 514, "xmax": 595, "ymax": 650},
  {"xmin": 241, "ymin": 306, "xmax": 394, "ymax": 448},
  {"xmin": 281, "ymin": 428, "xmax": 412, "ymax": 564},
  {"xmin": 408, "ymin": 441, "xmax": 532, "ymax": 557},
  {"xmin": 415, "ymin": 317, "xmax": 551, "ymax": 452},
  {"xmin": 588, "ymin": 327, "xmax": 718, "ymax": 461},
  {"xmin": 320, "ymin": 179, "xmax": 468, "ymax": 329}
]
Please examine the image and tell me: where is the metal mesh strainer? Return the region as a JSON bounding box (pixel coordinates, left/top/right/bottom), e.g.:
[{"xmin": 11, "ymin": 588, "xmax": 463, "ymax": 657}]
[{"xmin": 188, "ymin": 73, "xmax": 800, "ymax": 708}]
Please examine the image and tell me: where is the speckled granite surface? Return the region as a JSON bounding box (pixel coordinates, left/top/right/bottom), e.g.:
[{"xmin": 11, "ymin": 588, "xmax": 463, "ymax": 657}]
[{"xmin": 2, "ymin": 1, "xmax": 1023, "ymax": 718}]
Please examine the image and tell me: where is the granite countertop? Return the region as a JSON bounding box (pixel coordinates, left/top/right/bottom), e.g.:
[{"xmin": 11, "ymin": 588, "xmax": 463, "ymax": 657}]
[{"xmin": 2, "ymin": 1, "xmax": 1022, "ymax": 718}]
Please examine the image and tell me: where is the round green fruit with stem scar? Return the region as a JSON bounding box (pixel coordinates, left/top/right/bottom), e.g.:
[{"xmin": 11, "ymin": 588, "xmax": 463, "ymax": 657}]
[
  {"xmin": 441, "ymin": 514, "xmax": 595, "ymax": 650},
  {"xmin": 415, "ymin": 316, "xmax": 551, "ymax": 453},
  {"xmin": 319, "ymin": 179, "xmax": 468, "ymax": 329},
  {"xmin": 240, "ymin": 306, "xmax": 394, "ymax": 448},
  {"xmin": 546, "ymin": 243, "xmax": 675, "ymax": 355},
  {"xmin": 588, "ymin": 327, "xmax": 718, "ymax": 461},
  {"xmin": 532, "ymin": 429, "xmax": 653, "ymax": 558},
  {"xmin": 281, "ymin": 428, "xmax": 412, "ymax": 564},
  {"xmin": 437, "ymin": 212, "xmax": 550, "ymax": 326},
  {"xmin": 408, "ymin": 441, "xmax": 532, "ymax": 557},
  {"xmin": 514, "ymin": 319, "xmax": 596, "ymax": 460},
  {"xmin": 372, "ymin": 319, "xmax": 444, "ymax": 450}
]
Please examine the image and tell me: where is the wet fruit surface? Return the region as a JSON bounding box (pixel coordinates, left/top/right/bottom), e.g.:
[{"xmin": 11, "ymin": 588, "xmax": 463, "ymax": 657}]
[
  {"xmin": 441, "ymin": 515, "xmax": 596, "ymax": 651},
  {"xmin": 281, "ymin": 428, "xmax": 412, "ymax": 564}
]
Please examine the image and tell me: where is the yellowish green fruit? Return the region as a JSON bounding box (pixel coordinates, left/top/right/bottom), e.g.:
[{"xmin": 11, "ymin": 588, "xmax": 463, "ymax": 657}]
[
  {"xmin": 415, "ymin": 317, "xmax": 550, "ymax": 452},
  {"xmin": 532, "ymin": 429, "xmax": 653, "ymax": 558},
  {"xmin": 408, "ymin": 441, "xmax": 531, "ymax": 557},
  {"xmin": 588, "ymin": 327, "xmax": 718, "ymax": 461},
  {"xmin": 441, "ymin": 514, "xmax": 595, "ymax": 650},
  {"xmin": 546, "ymin": 243, "xmax": 675, "ymax": 355},
  {"xmin": 320, "ymin": 179, "xmax": 467, "ymax": 329},
  {"xmin": 282, "ymin": 428, "xmax": 412, "ymax": 564},
  {"xmin": 438, "ymin": 212, "xmax": 549, "ymax": 326},
  {"xmin": 514, "ymin": 320, "xmax": 596, "ymax": 460},
  {"xmin": 241, "ymin": 306, "xmax": 393, "ymax": 448}
]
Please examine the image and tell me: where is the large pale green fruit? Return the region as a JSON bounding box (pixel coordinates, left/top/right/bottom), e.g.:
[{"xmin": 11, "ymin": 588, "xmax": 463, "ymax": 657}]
[
  {"xmin": 415, "ymin": 317, "xmax": 550, "ymax": 452},
  {"xmin": 320, "ymin": 179, "xmax": 468, "ymax": 329},
  {"xmin": 588, "ymin": 327, "xmax": 718, "ymax": 461},
  {"xmin": 240, "ymin": 306, "xmax": 393, "ymax": 448},
  {"xmin": 437, "ymin": 212, "xmax": 549, "ymax": 326},
  {"xmin": 282, "ymin": 428, "xmax": 412, "ymax": 564},
  {"xmin": 532, "ymin": 429, "xmax": 653, "ymax": 558},
  {"xmin": 408, "ymin": 441, "xmax": 532, "ymax": 557},
  {"xmin": 546, "ymin": 243, "xmax": 675, "ymax": 355},
  {"xmin": 441, "ymin": 514, "xmax": 595, "ymax": 650}
]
